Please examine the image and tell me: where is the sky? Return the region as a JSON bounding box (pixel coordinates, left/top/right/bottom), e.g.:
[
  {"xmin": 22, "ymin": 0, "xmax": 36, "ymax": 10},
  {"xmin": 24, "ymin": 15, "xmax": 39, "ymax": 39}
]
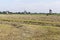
[{"xmin": 0, "ymin": 0, "xmax": 60, "ymax": 13}]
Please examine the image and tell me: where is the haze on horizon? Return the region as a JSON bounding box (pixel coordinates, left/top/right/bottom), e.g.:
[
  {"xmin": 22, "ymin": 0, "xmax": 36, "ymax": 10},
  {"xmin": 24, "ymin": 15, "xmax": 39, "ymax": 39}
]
[{"xmin": 0, "ymin": 0, "xmax": 60, "ymax": 13}]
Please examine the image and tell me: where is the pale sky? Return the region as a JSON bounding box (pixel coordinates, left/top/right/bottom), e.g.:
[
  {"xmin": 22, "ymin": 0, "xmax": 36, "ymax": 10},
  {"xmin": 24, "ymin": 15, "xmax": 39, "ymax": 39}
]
[{"xmin": 0, "ymin": 0, "xmax": 60, "ymax": 13}]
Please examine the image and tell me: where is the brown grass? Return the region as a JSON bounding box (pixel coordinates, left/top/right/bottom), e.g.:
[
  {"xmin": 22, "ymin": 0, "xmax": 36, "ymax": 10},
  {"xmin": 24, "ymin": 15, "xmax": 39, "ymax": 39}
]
[{"xmin": 0, "ymin": 14, "xmax": 60, "ymax": 40}]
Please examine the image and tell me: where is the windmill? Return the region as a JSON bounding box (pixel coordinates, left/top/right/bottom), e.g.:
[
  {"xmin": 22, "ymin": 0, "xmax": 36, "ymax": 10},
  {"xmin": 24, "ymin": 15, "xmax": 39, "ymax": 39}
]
[
  {"xmin": 49, "ymin": 9, "xmax": 52, "ymax": 14},
  {"xmin": 24, "ymin": 10, "xmax": 27, "ymax": 14},
  {"xmin": 47, "ymin": 9, "xmax": 52, "ymax": 16},
  {"xmin": 6, "ymin": 11, "xmax": 9, "ymax": 14}
]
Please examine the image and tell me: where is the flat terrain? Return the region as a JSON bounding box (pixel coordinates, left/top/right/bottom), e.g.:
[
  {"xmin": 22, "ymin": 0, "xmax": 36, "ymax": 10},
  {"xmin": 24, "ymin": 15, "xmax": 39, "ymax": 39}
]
[{"xmin": 0, "ymin": 14, "xmax": 60, "ymax": 40}]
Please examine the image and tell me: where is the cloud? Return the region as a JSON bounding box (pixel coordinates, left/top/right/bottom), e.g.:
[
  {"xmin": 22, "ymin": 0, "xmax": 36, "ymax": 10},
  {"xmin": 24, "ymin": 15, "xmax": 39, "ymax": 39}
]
[{"xmin": 0, "ymin": 0, "xmax": 60, "ymax": 13}]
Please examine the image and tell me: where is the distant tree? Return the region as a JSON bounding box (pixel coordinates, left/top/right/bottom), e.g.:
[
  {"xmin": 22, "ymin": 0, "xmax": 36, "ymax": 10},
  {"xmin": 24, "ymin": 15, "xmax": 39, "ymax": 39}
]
[
  {"xmin": 3, "ymin": 11, "xmax": 6, "ymax": 14},
  {"xmin": 17, "ymin": 12, "xmax": 21, "ymax": 14},
  {"xmin": 28, "ymin": 12, "xmax": 31, "ymax": 14},
  {"xmin": 21, "ymin": 12, "xmax": 24, "ymax": 14},
  {"xmin": 0, "ymin": 11, "xmax": 2, "ymax": 14},
  {"xmin": 9, "ymin": 11, "xmax": 11, "ymax": 13}
]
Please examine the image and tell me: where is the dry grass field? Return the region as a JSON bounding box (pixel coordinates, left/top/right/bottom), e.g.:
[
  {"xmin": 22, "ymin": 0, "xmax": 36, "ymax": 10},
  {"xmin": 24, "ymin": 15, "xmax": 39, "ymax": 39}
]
[{"xmin": 0, "ymin": 14, "xmax": 60, "ymax": 40}]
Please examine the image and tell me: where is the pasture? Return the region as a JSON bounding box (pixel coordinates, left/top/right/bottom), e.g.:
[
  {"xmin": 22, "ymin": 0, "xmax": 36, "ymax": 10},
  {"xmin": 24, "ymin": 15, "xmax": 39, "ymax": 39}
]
[{"xmin": 0, "ymin": 14, "xmax": 60, "ymax": 40}]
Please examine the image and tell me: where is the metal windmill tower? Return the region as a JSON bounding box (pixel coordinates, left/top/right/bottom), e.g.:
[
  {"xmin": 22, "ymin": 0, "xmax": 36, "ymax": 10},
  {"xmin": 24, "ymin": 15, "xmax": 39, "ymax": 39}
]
[
  {"xmin": 24, "ymin": 10, "xmax": 27, "ymax": 14},
  {"xmin": 49, "ymin": 9, "xmax": 52, "ymax": 14}
]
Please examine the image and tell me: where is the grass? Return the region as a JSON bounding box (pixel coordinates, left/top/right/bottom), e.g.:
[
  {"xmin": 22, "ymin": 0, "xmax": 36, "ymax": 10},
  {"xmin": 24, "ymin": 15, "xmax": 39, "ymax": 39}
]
[{"xmin": 0, "ymin": 14, "xmax": 60, "ymax": 40}]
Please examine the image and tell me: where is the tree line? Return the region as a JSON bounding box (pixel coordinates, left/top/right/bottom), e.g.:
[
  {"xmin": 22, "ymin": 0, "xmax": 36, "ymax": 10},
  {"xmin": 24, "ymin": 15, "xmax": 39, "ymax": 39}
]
[{"xmin": 0, "ymin": 11, "xmax": 59, "ymax": 15}]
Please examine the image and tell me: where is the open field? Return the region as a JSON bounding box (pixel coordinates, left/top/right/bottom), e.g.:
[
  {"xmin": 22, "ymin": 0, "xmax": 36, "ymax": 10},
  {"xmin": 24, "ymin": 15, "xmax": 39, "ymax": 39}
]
[{"xmin": 0, "ymin": 14, "xmax": 60, "ymax": 40}]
